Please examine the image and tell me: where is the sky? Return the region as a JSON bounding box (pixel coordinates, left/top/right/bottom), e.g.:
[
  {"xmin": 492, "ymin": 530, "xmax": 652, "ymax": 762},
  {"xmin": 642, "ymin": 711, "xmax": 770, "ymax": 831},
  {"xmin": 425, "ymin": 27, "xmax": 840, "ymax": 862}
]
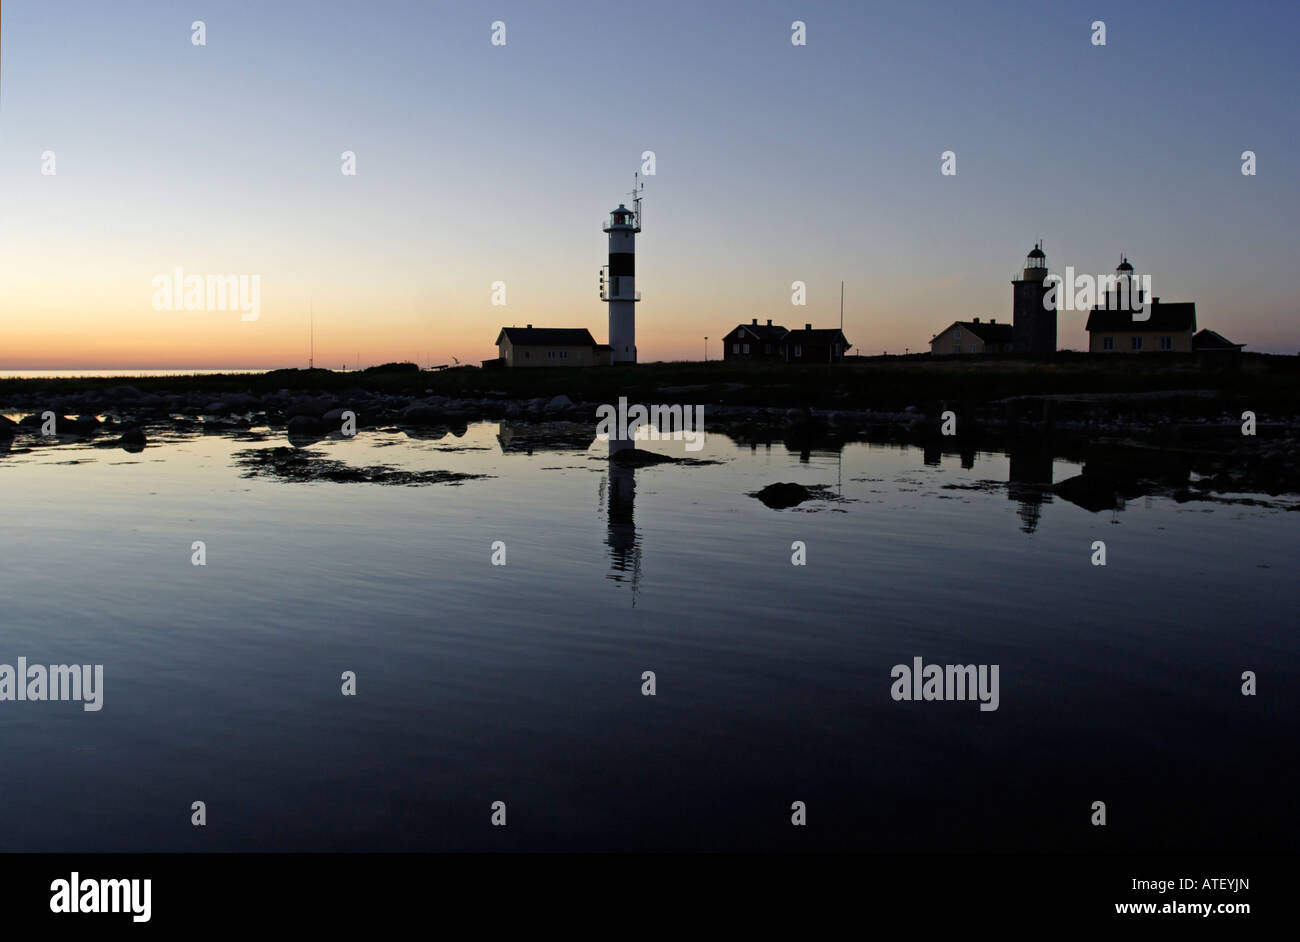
[{"xmin": 0, "ymin": 0, "xmax": 1297, "ymax": 368}]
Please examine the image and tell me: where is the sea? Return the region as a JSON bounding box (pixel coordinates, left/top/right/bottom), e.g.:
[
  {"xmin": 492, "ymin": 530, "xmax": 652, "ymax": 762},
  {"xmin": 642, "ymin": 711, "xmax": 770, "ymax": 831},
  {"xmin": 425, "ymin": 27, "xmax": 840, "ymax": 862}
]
[{"xmin": 0, "ymin": 418, "xmax": 1295, "ymax": 851}]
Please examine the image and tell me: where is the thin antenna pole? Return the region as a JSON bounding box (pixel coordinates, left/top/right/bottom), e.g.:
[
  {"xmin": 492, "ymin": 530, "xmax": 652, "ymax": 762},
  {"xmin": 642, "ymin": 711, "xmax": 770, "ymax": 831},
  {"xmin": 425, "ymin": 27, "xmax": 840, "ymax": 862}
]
[
  {"xmin": 840, "ymin": 280, "xmax": 844, "ymax": 332},
  {"xmin": 309, "ymin": 300, "xmax": 314, "ymax": 370}
]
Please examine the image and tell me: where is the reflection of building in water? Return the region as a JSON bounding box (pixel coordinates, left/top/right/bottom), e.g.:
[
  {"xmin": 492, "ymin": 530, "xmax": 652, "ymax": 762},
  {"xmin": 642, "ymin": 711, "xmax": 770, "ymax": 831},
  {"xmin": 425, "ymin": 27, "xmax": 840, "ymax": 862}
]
[
  {"xmin": 496, "ymin": 421, "xmax": 596, "ymax": 455},
  {"xmin": 1007, "ymin": 444, "xmax": 1054, "ymax": 533},
  {"xmin": 724, "ymin": 429, "xmax": 848, "ymax": 467},
  {"xmin": 920, "ymin": 440, "xmax": 976, "ymax": 470},
  {"xmin": 601, "ymin": 437, "xmax": 642, "ymax": 601}
]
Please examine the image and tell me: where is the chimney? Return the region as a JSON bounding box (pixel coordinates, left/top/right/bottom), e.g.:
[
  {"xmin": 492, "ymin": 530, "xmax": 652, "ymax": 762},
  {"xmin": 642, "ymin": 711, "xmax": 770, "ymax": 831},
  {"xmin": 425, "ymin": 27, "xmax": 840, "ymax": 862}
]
[
  {"xmin": 752, "ymin": 318, "xmax": 758, "ymax": 325},
  {"xmin": 805, "ymin": 323, "xmax": 811, "ymax": 330},
  {"xmin": 973, "ymin": 317, "xmax": 980, "ymax": 324},
  {"xmin": 766, "ymin": 319, "xmax": 772, "ymax": 326},
  {"xmin": 990, "ymin": 318, "xmax": 996, "ymax": 324},
  {"xmin": 526, "ymin": 323, "xmax": 532, "ymax": 328}
]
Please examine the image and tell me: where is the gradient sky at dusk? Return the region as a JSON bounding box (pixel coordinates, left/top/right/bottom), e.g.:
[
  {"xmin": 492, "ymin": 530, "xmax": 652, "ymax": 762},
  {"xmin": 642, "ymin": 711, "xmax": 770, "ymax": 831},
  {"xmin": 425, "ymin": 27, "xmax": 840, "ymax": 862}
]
[{"xmin": 1, "ymin": 0, "xmax": 1296, "ymax": 368}]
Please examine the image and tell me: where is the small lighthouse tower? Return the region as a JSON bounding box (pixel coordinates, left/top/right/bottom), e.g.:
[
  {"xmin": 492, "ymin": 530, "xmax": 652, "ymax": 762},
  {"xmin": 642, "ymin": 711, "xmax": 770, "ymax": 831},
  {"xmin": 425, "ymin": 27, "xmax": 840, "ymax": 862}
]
[
  {"xmin": 1012, "ymin": 242, "xmax": 1055, "ymax": 354},
  {"xmin": 1113, "ymin": 255, "xmax": 1143, "ymax": 310},
  {"xmin": 601, "ymin": 177, "xmax": 643, "ymax": 363}
]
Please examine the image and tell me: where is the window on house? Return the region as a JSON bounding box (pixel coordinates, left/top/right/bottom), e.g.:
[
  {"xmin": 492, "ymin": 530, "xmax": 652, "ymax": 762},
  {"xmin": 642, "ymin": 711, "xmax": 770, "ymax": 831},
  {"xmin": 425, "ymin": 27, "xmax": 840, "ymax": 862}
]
[
  {"xmin": 764, "ymin": 344, "xmax": 772, "ymax": 354},
  {"xmin": 1160, "ymin": 336, "xmax": 1172, "ymax": 350},
  {"xmin": 732, "ymin": 343, "xmax": 740, "ymax": 354},
  {"xmin": 1102, "ymin": 337, "xmax": 1114, "ymax": 351},
  {"xmin": 794, "ymin": 345, "xmax": 803, "ymax": 357},
  {"xmin": 953, "ymin": 344, "xmax": 961, "ymax": 354},
  {"xmin": 559, "ymin": 350, "xmax": 568, "ymax": 359},
  {"xmin": 547, "ymin": 350, "xmax": 555, "ymax": 359},
  {"xmin": 737, "ymin": 330, "xmax": 745, "ymax": 339},
  {"xmin": 834, "ymin": 344, "xmax": 841, "ymax": 356},
  {"xmin": 742, "ymin": 343, "xmax": 750, "ymax": 354},
  {"xmin": 954, "ymin": 328, "xmax": 962, "ymax": 339},
  {"xmin": 1131, "ymin": 336, "xmax": 1143, "ymax": 350}
]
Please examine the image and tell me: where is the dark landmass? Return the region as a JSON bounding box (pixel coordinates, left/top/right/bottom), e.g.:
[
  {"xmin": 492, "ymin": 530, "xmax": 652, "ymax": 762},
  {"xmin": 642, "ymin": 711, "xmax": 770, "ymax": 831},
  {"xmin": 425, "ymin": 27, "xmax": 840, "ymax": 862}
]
[
  {"xmin": 4, "ymin": 356, "xmax": 1298, "ymax": 501},
  {"xmin": 3, "ymin": 353, "xmax": 1298, "ymax": 414}
]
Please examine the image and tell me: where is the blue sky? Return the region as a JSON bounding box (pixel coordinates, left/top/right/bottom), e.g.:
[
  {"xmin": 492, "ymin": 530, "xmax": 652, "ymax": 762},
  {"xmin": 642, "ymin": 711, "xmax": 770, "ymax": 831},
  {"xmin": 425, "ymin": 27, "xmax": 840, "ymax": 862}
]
[{"xmin": 1, "ymin": 0, "xmax": 1296, "ymax": 366}]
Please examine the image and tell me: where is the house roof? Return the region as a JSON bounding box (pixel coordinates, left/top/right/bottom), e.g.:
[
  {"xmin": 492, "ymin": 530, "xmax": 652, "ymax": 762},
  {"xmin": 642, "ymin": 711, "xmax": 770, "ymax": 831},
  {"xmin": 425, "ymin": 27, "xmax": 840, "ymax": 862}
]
[
  {"xmin": 731, "ymin": 321, "xmax": 788, "ymax": 342},
  {"xmin": 1193, "ymin": 328, "xmax": 1244, "ymax": 350},
  {"xmin": 941, "ymin": 320, "xmax": 1014, "ymax": 344},
  {"xmin": 782, "ymin": 327, "xmax": 850, "ymax": 345},
  {"xmin": 1085, "ymin": 301, "xmax": 1196, "ymax": 333},
  {"xmin": 496, "ymin": 327, "xmax": 597, "ymax": 346}
]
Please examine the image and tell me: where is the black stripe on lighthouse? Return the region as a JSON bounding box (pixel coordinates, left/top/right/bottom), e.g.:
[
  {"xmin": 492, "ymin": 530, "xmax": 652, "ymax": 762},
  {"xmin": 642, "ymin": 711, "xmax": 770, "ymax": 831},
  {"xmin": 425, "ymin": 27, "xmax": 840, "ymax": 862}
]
[{"xmin": 607, "ymin": 253, "xmax": 635, "ymax": 276}]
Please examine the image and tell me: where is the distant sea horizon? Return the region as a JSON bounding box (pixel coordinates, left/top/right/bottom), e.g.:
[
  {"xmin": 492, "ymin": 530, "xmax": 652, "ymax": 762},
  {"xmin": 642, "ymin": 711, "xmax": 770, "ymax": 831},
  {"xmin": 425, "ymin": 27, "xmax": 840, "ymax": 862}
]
[{"xmin": 0, "ymin": 369, "xmax": 272, "ymax": 379}]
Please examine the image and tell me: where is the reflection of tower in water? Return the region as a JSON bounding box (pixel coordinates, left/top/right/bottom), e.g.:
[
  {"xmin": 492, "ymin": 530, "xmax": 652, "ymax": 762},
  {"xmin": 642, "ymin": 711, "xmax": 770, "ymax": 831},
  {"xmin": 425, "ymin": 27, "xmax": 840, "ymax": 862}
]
[
  {"xmin": 601, "ymin": 436, "xmax": 642, "ymax": 602},
  {"xmin": 1007, "ymin": 444, "xmax": 1054, "ymax": 533}
]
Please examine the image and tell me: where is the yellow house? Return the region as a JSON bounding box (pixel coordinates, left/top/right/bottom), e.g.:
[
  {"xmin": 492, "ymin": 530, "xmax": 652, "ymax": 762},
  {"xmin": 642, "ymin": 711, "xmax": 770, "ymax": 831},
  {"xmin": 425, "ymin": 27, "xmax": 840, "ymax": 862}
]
[
  {"xmin": 930, "ymin": 318, "xmax": 1014, "ymax": 355},
  {"xmin": 1085, "ymin": 301, "xmax": 1196, "ymax": 353},
  {"xmin": 494, "ymin": 326, "xmax": 608, "ymax": 367}
]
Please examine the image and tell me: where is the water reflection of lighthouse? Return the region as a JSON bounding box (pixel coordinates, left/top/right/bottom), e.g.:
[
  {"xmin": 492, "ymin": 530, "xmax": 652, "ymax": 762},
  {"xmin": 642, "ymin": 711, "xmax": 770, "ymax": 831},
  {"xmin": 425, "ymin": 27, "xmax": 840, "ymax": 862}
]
[{"xmin": 600, "ymin": 435, "xmax": 642, "ymax": 602}]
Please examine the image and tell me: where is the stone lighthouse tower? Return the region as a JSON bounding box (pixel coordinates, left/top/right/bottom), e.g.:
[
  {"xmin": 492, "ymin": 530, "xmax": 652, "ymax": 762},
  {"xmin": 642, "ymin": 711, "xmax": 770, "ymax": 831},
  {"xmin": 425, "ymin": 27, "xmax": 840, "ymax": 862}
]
[
  {"xmin": 1012, "ymin": 242, "xmax": 1055, "ymax": 354},
  {"xmin": 601, "ymin": 178, "xmax": 643, "ymax": 363}
]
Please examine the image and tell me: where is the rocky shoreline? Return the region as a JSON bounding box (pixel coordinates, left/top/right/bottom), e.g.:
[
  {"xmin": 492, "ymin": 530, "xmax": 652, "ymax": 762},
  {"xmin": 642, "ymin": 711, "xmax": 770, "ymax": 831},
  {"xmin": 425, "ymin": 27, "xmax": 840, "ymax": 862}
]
[{"xmin": 3, "ymin": 379, "xmax": 1298, "ymax": 503}]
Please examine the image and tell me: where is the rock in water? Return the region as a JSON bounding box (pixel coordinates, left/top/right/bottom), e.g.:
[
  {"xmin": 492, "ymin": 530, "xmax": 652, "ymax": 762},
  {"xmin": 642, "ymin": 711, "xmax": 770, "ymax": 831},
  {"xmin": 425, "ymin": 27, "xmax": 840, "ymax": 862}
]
[
  {"xmin": 286, "ymin": 415, "xmax": 329, "ymax": 446},
  {"xmin": 611, "ymin": 448, "xmax": 679, "ymax": 468},
  {"xmin": 753, "ymin": 482, "xmax": 814, "ymax": 509},
  {"xmin": 117, "ymin": 428, "xmax": 147, "ymax": 452}
]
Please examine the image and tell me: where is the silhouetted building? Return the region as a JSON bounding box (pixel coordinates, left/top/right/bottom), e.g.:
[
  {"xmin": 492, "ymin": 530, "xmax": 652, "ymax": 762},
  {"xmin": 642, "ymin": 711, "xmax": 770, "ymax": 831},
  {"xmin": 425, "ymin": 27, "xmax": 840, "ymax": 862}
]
[
  {"xmin": 1012, "ymin": 243, "xmax": 1056, "ymax": 353},
  {"xmin": 1192, "ymin": 328, "xmax": 1245, "ymax": 353},
  {"xmin": 925, "ymin": 243, "xmax": 1054, "ymax": 355},
  {"xmin": 930, "ymin": 317, "xmax": 1013, "ymax": 355},
  {"xmin": 494, "ymin": 326, "xmax": 608, "ymax": 367},
  {"xmin": 724, "ymin": 318, "xmax": 788, "ymax": 360},
  {"xmin": 1084, "ymin": 259, "xmax": 1196, "ymax": 352},
  {"xmin": 602, "ymin": 197, "xmax": 642, "ymax": 363},
  {"xmin": 780, "ymin": 324, "xmax": 851, "ymax": 363}
]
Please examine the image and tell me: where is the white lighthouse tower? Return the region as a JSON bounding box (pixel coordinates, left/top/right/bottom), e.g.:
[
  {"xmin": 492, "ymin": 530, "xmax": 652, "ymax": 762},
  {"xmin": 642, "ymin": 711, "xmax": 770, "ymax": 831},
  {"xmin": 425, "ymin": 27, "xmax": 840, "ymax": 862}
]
[{"xmin": 600, "ymin": 177, "xmax": 643, "ymax": 363}]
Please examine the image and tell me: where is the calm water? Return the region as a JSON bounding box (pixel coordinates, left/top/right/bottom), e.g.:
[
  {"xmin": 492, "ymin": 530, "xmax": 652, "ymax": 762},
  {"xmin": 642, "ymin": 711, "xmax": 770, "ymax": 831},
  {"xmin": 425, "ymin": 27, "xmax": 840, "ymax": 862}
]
[{"xmin": 1, "ymin": 421, "xmax": 1296, "ymax": 851}]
